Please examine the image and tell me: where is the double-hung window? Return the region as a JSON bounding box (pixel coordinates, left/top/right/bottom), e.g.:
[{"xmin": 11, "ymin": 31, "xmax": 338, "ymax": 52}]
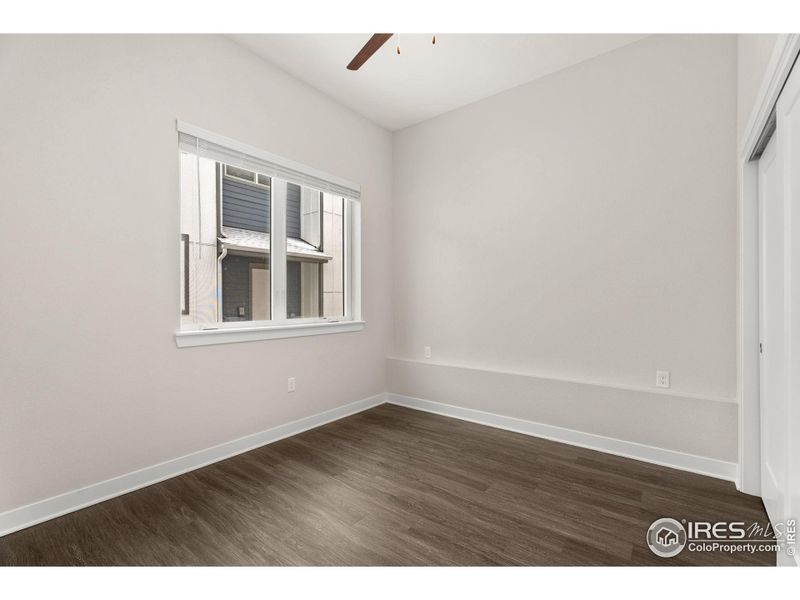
[{"xmin": 176, "ymin": 122, "xmax": 362, "ymax": 347}]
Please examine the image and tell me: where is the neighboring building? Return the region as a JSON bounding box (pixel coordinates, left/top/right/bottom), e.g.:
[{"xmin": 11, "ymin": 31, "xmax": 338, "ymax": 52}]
[{"xmin": 180, "ymin": 157, "xmax": 345, "ymax": 325}]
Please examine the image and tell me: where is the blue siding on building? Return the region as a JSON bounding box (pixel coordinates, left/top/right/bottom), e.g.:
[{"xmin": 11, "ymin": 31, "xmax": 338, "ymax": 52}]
[
  {"xmin": 222, "ymin": 177, "xmax": 303, "ymax": 239},
  {"xmin": 222, "ymin": 177, "xmax": 270, "ymax": 233},
  {"xmin": 287, "ymin": 183, "xmax": 301, "ymax": 239}
]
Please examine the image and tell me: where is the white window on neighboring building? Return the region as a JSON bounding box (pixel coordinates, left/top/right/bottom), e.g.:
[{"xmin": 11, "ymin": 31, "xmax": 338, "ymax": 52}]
[{"xmin": 177, "ymin": 123, "xmax": 362, "ymax": 347}]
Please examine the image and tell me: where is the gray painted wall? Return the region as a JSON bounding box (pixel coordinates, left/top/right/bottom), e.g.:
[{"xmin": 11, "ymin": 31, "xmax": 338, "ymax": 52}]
[
  {"xmin": 390, "ymin": 35, "xmax": 738, "ymax": 463},
  {"xmin": 0, "ymin": 34, "xmax": 393, "ymax": 515}
]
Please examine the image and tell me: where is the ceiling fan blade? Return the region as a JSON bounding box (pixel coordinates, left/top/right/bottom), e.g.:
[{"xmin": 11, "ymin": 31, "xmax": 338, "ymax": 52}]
[{"xmin": 347, "ymin": 33, "xmax": 393, "ymax": 71}]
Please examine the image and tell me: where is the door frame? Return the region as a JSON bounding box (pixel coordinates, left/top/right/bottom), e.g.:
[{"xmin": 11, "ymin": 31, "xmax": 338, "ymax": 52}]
[{"xmin": 738, "ymin": 34, "xmax": 800, "ymax": 495}]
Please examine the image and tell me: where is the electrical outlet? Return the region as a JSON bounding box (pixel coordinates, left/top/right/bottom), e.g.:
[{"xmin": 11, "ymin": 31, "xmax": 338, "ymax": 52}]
[
  {"xmin": 288, "ymin": 377, "xmax": 296, "ymax": 393},
  {"xmin": 424, "ymin": 346, "xmax": 432, "ymax": 359},
  {"xmin": 656, "ymin": 371, "xmax": 670, "ymax": 388}
]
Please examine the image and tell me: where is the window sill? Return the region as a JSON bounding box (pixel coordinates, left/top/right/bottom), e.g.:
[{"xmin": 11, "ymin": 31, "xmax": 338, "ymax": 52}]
[{"xmin": 175, "ymin": 320, "xmax": 365, "ymax": 348}]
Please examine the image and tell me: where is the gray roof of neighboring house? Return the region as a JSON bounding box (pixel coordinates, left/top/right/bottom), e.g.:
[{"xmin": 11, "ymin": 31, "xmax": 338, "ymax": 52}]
[{"xmin": 219, "ymin": 226, "xmax": 332, "ymax": 262}]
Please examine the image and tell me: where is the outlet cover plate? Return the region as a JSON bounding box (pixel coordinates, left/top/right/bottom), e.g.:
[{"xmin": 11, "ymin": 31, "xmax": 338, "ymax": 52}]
[{"xmin": 656, "ymin": 371, "xmax": 670, "ymax": 388}]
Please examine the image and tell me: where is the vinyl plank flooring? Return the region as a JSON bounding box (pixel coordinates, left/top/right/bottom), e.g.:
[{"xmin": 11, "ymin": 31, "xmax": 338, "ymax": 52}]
[{"xmin": 0, "ymin": 404, "xmax": 775, "ymax": 566}]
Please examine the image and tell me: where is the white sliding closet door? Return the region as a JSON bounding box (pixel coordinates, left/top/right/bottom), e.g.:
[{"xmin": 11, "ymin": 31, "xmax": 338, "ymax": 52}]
[
  {"xmin": 759, "ymin": 59, "xmax": 800, "ymax": 566},
  {"xmin": 776, "ymin": 59, "xmax": 800, "ymax": 561},
  {"xmin": 759, "ymin": 135, "xmax": 785, "ymax": 530}
]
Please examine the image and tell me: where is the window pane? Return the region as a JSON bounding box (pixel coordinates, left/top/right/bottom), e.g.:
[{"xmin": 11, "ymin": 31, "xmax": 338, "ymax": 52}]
[
  {"xmin": 300, "ymin": 186, "xmax": 321, "ymax": 248},
  {"xmin": 180, "ymin": 153, "xmax": 271, "ymax": 325},
  {"xmin": 180, "ymin": 151, "xmax": 219, "ymax": 327},
  {"xmin": 286, "ymin": 187, "xmax": 345, "ymax": 319},
  {"xmin": 219, "ymin": 164, "xmax": 271, "ymax": 322},
  {"xmin": 287, "ymin": 260, "xmax": 319, "ymax": 318},
  {"xmin": 321, "ymin": 194, "xmax": 345, "ymax": 318},
  {"xmin": 287, "ymin": 185, "xmax": 322, "ymax": 319}
]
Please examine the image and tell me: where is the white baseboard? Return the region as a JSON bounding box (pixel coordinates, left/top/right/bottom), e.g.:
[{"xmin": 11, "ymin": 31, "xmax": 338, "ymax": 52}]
[
  {"xmin": 0, "ymin": 393, "xmax": 386, "ymax": 538},
  {"xmin": 387, "ymin": 393, "xmax": 737, "ymax": 482},
  {"xmin": 0, "ymin": 389, "xmax": 739, "ymax": 538}
]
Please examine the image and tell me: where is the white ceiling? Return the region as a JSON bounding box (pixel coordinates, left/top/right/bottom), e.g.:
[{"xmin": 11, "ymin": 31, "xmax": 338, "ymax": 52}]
[{"xmin": 231, "ymin": 34, "xmax": 648, "ymax": 131}]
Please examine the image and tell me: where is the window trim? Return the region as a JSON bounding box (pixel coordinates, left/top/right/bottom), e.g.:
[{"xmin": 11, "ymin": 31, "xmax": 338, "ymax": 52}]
[
  {"xmin": 177, "ymin": 121, "xmax": 360, "ymax": 198},
  {"xmin": 175, "ymin": 320, "xmax": 365, "ymax": 348},
  {"xmin": 176, "ymin": 122, "xmax": 363, "ymax": 347}
]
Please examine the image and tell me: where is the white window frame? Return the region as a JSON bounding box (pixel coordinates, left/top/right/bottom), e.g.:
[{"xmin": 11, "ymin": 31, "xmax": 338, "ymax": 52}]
[{"xmin": 176, "ymin": 122, "xmax": 363, "ymax": 348}]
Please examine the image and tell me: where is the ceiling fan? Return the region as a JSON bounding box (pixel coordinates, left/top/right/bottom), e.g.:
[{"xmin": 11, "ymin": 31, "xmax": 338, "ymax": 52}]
[{"xmin": 346, "ymin": 33, "xmax": 436, "ymax": 71}]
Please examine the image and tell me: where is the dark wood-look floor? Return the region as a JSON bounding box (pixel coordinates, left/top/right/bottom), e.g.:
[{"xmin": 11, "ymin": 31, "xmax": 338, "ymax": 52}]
[{"xmin": 0, "ymin": 404, "xmax": 774, "ymax": 566}]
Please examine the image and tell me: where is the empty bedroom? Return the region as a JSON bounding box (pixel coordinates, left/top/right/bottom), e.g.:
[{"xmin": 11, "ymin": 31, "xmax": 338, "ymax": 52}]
[{"xmin": 1, "ymin": 1, "xmax": 799, "ymax": 596}]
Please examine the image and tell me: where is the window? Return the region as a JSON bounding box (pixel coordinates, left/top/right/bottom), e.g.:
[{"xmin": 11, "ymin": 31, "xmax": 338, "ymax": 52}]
[
  {"xmin": 285, "ymin": 187, "xmax": 346, "ymax": 319},
  {"xmin": 177, "ymin": 122, "xmax": 362, "ymax": 347},
  {"xmin": 220, "ymin": 167, "xmax": 271, "ymax": 322}
]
